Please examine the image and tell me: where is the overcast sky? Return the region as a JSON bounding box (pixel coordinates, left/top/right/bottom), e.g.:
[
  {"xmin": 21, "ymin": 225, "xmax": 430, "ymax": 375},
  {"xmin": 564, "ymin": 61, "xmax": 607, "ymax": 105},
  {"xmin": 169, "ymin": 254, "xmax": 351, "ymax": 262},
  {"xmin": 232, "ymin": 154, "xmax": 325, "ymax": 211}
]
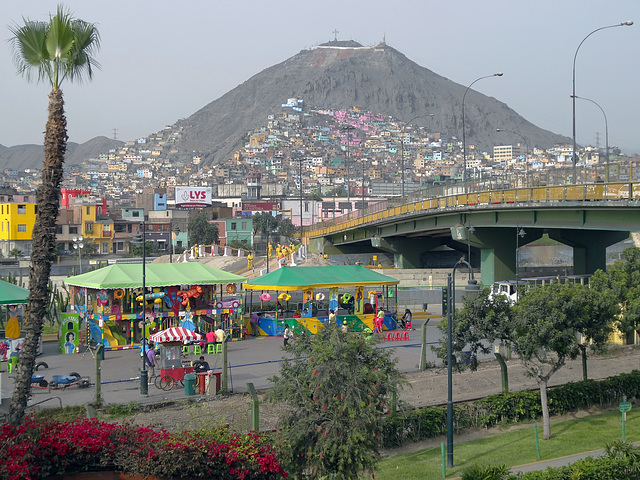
[{"xmin": 1, "ymin": 1, "xmax": 639, "ymax": 154}]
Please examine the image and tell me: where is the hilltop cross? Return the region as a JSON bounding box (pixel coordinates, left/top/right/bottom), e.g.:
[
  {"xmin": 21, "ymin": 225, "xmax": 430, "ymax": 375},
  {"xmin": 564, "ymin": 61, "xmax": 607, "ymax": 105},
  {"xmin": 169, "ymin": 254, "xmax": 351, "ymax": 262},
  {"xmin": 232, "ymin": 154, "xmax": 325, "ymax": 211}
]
[{"xmin": 332, "ymin": 29, "xmax": 339, "ymax": 41}]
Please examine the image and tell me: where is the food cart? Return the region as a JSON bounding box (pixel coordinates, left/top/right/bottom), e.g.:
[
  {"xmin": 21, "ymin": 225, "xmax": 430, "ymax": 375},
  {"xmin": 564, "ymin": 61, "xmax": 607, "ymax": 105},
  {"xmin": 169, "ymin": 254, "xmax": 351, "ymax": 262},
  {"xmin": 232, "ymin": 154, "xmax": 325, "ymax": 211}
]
[{"xmin": 149, "ymin": 326, "xmax": 200, "ymax": 390}]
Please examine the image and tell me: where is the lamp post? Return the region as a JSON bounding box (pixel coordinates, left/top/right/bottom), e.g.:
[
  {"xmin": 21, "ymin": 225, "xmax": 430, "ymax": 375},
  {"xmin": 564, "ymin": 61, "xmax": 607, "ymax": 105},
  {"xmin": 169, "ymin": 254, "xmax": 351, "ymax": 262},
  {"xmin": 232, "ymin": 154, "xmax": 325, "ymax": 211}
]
[
  {"xmin": 399, "ymin": 114, "xmax": 434, "ymax": 197},
  {"xmin": 131, "ymin": 221, "xmax": 148, "ymax": 395},
  {"xmin": 515, "ymin": 226, "xmax": 526, "ymax": 302},
  {"xmin": 72, "ymin": 235, "xmax": 84, "ymax": 274},
  {"xmin": 342, "ymin": 125, "xmax": 356, "ymax": 208},
  {"xmin": 462, "ymin": 73, "xmax": 503, "ymax": 188},
  {"xmin": 169, "ymin": 223, "xmax": 180, "ymax": 263},
  {"xmin": 570, "ymin": 95, "xmax": 609, "ymax": 177},
  {"xmin": 299, "ymin": 154, "xmax": 304, "ymax": 244},
  {"xmin": 446, "ymin": 259, "xmax": 480, "ymax": 467},
  {"xmin": 572, "ymin": 21, "xmax": 633, "ymax": 165},
  {"xmin": 496, "ymin": 129, "xmax": 530, "ymax": 183},
  {"xmin": 467, "ymin": 223, "xmax": 475, "ymax": 279}
]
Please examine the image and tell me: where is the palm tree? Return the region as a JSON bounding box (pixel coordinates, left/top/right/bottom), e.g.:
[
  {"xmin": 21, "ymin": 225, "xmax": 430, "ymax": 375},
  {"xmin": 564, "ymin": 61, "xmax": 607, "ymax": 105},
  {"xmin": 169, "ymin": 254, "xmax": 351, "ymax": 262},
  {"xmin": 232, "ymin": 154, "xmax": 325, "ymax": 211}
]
[{"xmin": 7, "ymin": 5, "xmax": 100, "ymax": 425}]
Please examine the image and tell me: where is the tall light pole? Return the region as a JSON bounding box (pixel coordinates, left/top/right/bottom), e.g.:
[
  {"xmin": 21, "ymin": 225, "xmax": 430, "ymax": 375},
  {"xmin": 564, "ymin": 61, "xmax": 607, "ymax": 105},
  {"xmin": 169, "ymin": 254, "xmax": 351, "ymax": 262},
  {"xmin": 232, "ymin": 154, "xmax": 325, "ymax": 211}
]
[
  {"xmin": 467, "ymin": 222, "xmax": 475, "ymax": 279},
  {"xmin": 570, "ymin": 95, "xmax": 609, "ymax": 175},
  {"xmin": 515, "ymin": 226, "xmax": 526, "ymax": 302},
  {"xmin": 342, "ymin": 125, "xmax": 356, "ymax": 208},
  {"xmin": 446, "ymin": 259, "xmax": 480, "ymax": 467},
  {"xmin": 299, "ymin": 154, "xmax": 304, "ymax": 244},
  {"xmin": 72, "ymin": 235, "xmax": 84, "ymax": 274},
  {"xmin": 462, "ymin": 73, "xmax": 503, "ymax": 188},
  {"xmin": 496, "ymin": 129, "xmax": 530, "ymax": 182},
  {"xmin": 169, "ymin": 223, "xmax": 180, "ymax": 263},
  {"xmin": 132, "ymin": 221, "xmax": 147, "ymax": 395},
  {"xmin": 399, "ymin": 114, "xmax": 434, "ymax": 197},
  {"xmin": 572, "ymin": 21, "xmax": 633, "ymax": 165}
]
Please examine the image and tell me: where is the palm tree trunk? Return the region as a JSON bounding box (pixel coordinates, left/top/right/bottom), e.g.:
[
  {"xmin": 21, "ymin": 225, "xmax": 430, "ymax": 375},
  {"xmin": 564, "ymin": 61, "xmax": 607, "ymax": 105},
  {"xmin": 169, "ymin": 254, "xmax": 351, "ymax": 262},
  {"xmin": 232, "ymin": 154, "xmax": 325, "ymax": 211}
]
[{"xmin": 9, "ymin": 88, "xmax": 67, "ymax": 425}]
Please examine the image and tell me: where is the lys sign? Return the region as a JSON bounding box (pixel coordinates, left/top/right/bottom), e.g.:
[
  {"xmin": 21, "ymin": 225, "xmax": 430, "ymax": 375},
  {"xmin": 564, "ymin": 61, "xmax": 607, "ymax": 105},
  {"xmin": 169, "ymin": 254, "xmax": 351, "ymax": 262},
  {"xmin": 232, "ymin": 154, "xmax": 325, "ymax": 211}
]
[{"xmin": 175, "ymin": 186, "xmax": 212, "ymax": 209}]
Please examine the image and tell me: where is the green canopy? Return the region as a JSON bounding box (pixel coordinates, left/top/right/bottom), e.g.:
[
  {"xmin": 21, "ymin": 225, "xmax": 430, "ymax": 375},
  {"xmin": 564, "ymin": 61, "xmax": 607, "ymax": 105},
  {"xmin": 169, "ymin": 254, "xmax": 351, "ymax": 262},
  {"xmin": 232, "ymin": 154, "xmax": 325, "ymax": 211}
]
[
  {"xmin": 0, "ymin": 279, "xmax": 29, "ymax": 305},
  {"xmin": 243, "ymin": 265, "xmax": 399, "ymax": 292},
  {"xmin": 65, "ymin": 262, "xmax": 247, "ymax": 290}
]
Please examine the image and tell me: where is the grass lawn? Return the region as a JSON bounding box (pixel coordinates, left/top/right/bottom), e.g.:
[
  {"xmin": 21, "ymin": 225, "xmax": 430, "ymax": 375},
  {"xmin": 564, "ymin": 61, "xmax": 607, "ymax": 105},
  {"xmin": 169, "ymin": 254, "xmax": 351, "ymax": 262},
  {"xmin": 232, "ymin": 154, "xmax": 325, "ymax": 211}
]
[{"xmin": 374, "ymin": 407, "xmax": 638, "ymax": 480}]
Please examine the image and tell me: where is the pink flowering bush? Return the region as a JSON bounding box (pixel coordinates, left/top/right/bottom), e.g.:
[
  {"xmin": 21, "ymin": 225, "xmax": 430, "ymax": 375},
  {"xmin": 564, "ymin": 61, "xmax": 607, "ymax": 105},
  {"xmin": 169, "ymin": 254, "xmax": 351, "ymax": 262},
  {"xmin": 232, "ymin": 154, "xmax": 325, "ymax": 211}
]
[{"xmin": 0, "ymin": 418, "xmax": 287, "ymax": 480}]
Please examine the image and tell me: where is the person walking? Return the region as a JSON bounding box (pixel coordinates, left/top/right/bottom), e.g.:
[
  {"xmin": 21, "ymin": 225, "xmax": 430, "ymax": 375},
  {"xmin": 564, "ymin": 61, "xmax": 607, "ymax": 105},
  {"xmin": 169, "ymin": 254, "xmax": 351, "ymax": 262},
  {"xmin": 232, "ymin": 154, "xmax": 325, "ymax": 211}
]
[
  {"xmin": 145, "ymin": 344, "xmax": 156, "ymax": 382},
  {"xmin": 328, "ymin": 309, "xmax": 336, "ymax": 323},
  {"xmin": 283, "ymin": 325, "xmax": 292, "ymax": 347}
]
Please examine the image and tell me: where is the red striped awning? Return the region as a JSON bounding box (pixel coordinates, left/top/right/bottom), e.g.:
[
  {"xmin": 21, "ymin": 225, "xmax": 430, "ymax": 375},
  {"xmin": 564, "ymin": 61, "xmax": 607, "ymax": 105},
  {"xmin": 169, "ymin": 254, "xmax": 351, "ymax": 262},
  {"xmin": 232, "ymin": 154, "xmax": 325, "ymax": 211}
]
[{"xmin": 150, "ymin": 327, "xmax": 202, "ymax": 343}]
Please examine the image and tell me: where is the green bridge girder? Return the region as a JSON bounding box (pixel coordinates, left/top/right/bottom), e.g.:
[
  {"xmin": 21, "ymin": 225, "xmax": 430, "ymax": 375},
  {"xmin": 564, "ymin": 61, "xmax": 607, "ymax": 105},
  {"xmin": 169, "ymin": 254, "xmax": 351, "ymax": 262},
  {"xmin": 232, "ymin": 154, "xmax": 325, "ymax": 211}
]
[{"xmin": 310, "ymin": 202, "xmax": 640, "ymax": 285}]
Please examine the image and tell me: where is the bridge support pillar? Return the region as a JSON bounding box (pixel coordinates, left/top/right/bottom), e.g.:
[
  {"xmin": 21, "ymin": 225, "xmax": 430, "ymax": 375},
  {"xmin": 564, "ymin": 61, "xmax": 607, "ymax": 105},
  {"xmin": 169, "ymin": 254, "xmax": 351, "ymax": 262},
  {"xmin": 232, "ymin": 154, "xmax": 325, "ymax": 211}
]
[
  {"xmin": 372, "ymin": 236, "xmax": 441, "ymax": 269},
  {"xmin": 549, "ymin": 230, "xmax": 628, "ymax": 275},
  {"xmin": 476, "ymin": 228, "xmax": 543, "ymax": 286}
]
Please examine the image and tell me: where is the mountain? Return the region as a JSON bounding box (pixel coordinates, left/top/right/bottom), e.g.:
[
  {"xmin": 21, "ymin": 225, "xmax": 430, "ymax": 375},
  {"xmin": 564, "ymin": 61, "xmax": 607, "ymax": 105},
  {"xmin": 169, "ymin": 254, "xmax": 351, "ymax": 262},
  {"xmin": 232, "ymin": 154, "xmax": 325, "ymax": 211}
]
[
  {"xmin": 0, "ymin": 136, "xmax": 123, "ymax": 170},
  {"xmin": 177, "ymin": 41, "xmax": 570, "ymax": 165}
]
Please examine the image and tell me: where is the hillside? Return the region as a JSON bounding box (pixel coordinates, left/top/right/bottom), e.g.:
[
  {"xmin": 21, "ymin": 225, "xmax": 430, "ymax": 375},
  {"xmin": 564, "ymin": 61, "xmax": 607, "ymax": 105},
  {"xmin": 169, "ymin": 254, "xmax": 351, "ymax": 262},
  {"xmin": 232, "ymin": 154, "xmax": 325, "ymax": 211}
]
[
  {"xmin": 176, "ymin": 41, "xmax": 570, "ymax": 165},
  {"xmin": 0, "ymin": 136, "xmax": 123, "ymax": 170}
]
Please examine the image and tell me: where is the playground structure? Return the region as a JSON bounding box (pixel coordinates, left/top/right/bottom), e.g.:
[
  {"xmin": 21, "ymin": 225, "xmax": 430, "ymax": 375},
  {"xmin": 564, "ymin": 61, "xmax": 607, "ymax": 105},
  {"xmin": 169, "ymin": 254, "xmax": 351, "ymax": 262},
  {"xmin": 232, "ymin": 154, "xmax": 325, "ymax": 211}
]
[
  {"xmin": 242, "ymin": 265, "xmax": 400, "ymax": 337},
  {"xmin": 64, "ymin": 263, "xmax": 247, "ymax": 352}
]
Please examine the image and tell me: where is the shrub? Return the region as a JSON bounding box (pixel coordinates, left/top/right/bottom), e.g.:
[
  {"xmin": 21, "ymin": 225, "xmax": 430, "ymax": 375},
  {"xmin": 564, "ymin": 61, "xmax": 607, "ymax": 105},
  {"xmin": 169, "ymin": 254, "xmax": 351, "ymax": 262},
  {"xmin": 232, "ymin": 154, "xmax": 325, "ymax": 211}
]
[
  {"xmin": 381, "ymin": 370, "xmax": 640, "ymax": 448},
  {"xmin": 0, "ymin": 417, "xmax": 287, "ymax": 480}
]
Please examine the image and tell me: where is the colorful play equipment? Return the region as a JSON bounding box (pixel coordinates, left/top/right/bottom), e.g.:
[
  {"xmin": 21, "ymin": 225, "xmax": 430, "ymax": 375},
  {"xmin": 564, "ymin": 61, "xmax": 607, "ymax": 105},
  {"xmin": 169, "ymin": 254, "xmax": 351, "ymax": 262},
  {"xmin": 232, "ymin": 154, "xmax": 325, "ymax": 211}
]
[
  {"xmin": 243, "ymin": 265, "xmax": 399, "ymax": 337},
  {"xmin": 278, "ymin": 292, "xmax": 292, "ymax": 302},
  {"xmin": 259, "ymin": 293, "xmax": 271, "ymax": 302},
  {"xmin": 65, "ymin": 263, "xmax": 247, "ymax": 352},
  {"xmin": 226, "ymin": 284, "xmax": 237, "ymax": 294}
]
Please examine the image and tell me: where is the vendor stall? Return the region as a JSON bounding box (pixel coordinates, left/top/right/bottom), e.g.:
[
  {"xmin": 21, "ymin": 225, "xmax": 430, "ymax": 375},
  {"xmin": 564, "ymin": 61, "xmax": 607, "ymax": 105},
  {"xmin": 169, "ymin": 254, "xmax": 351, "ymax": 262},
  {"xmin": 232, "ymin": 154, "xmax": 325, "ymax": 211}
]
[
  {"xmin": 65, "ymin": 263, "xmax": 247, "ymax": 351},
  {"xmin": 242, "ymin": 265, "xmax": 399, "ymax": 336},
  {"xmin": 149, "ymin": 326, "xmax": 200, "ymax": 390}
]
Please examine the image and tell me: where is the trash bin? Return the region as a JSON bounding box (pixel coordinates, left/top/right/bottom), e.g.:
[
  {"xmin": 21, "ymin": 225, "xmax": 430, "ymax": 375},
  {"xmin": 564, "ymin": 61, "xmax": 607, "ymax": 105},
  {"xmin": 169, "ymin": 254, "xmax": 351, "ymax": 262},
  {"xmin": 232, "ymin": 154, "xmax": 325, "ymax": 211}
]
[
  {"xmin": 196, "ymin": 373, "xmax": 207, "ymax": 395},
  {"xmin": 210, "ymin": 371, "xmax": 222, "ymax": 392},
  {"xmin": 184, "ymin": 373, "xmax": 196, "ymax": 396}
]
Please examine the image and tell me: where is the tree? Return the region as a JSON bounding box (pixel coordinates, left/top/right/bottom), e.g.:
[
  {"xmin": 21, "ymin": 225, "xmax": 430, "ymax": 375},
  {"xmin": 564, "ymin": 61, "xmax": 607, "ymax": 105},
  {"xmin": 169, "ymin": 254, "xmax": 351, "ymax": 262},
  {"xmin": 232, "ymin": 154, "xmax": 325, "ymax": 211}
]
[
  {"xmin": 252, "ymin": 211, "xmax": 277, "ymax": 235},
  {"xmin": 267, "ymin": 322, "xmax": 404, "ymax": 479},
  {"xmin": 512, "ymin": 281, "xmax": 617, "ymax": 439},
  {"xmin": 277, "ymin": 217, "xmax": 296, "ymax": 240},
  {"xmin": 188, "ymin": 212, "xmax": 218, "ymax": 246},
  {"xmin": 434, "ymin": 289, "xmax": 515, "ymax": 393},
  {"xmin": 9, "ymin": 248, "xmax": 23, "ymax": 261},
  {"xmin": 8, "ymin": 5, "xmax": 100, "ymax": 425},
  {"xmin": 598, "ymin": 246, "xmax": 640, "ymax": 342}
]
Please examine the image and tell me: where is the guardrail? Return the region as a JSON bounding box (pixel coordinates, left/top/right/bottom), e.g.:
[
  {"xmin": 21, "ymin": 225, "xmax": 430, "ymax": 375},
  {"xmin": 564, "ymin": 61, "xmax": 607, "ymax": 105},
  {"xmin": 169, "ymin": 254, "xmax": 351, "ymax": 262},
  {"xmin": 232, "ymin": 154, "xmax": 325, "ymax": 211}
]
[{"xmin": 306, "ymin": 180, "xmax": 640, "ymax": 238}]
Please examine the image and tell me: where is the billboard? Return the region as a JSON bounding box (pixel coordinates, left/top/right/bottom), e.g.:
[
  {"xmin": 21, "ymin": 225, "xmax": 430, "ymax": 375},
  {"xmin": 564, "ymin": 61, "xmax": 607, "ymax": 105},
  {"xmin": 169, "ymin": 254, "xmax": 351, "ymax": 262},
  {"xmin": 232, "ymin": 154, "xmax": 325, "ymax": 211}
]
[
  {"xmin": 175, "ymin": 186, "xmax": 212, "ymax": 209},
  {"xmin": 242, "ymin": 201, "xmax": 278, "ymax": 212}
]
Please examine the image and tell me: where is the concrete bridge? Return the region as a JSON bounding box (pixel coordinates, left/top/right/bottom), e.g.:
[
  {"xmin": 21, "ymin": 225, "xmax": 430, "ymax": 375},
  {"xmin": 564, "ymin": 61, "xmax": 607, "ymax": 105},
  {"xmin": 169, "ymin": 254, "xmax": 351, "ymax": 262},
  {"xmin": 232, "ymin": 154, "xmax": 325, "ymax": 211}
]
[{"xmin": 305, "ymin": 167, "xmax": 640, "ymax": 286}]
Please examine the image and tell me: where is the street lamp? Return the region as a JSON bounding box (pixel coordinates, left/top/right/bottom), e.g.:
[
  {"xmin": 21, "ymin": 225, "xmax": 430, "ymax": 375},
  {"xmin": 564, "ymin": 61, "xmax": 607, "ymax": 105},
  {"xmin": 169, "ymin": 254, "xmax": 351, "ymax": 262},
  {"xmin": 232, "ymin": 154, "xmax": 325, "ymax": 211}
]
[
  {"xmin": 496, "ymin": 129, "xmax": 530, "ymax": 183},
  {"xmin": 516, "ymin": 226, "xmax": 526, "ymax": 302},
  {"xmin": 399, "ymin": 114, "xmax": 434, "ymax": 197},
  {"xmin": 467, "ymin": 223, "xmax": 475, "ymax": 279},
  {"xmin": 72, "ymin": 236, "xmax": 84, "ymax": 274},
  {"xmin": 571, "ymin": 21, "xmax": 633, "ymax": 165},
  {"xmin": 131, "ymin": 221, "xmax": 148, "ymax": 395},
  {"xmin": 462, "ymin": 73, "xmax": 503, "ymax": 188},
  {"xmin": 446, "ymin": 259, "xmax": 481, "ymax": 467},
  {"xmin": 169, "ymin": 223, "xmax": 180, "ymax": 263},
  {"xmin": 342, "ymin": 125, "xmax": 356, "ymax": 208},
  {"xmin": 299, "ymin": 154, "xmax": 304, "ymax": 244},
  {"xmin": 570, "ymin": 95, "xmax": 609, "ymax": 178}
]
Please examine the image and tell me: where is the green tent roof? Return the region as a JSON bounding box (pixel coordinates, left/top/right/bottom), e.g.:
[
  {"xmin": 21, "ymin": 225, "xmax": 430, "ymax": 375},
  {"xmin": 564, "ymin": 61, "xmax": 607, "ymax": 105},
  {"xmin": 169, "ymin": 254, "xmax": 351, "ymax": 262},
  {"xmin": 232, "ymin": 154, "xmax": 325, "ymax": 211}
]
[
  {"xmin": 0, "ymin": 279, "xmax": 29, "ymax": 305},
  {"xmin": 243, "ymin": 265, "xmax": 399, "ymax": 291},
  {"xmin": 65, "ymin": 262, "xmax": 247, "ymax": 290}
]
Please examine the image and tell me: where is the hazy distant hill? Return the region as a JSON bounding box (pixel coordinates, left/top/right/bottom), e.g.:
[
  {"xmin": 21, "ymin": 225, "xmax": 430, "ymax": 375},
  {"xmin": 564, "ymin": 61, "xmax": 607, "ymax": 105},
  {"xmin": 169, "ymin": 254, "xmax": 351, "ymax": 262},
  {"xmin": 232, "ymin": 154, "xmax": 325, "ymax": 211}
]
[
  {"xmin": 0, "ymin": 136, "xmax": 123, "ymax": 171},
  {"xmin": 177, "ymin": 41, "xmax": 570, "ymax": 165}
]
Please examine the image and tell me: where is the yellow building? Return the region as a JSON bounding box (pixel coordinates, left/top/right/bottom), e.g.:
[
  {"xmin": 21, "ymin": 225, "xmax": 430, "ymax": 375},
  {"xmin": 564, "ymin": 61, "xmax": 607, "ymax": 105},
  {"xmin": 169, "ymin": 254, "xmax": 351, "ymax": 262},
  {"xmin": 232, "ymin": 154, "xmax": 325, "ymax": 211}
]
[{"xmin": 0, "ymin": 202, "xmax": 37, "ymax": 258}]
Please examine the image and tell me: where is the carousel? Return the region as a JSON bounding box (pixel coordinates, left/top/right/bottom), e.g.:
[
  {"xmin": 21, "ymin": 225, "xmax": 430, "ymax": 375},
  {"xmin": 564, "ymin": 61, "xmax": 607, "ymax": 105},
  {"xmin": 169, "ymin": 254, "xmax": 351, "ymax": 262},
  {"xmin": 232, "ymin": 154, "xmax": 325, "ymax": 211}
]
[
  {"xmin": 242, "ymin": 265, "xmax": 400, "ymax": 336},
  {"xmin": 65, "ymin": 262, "xmax": 247, "ymax": 352}
]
